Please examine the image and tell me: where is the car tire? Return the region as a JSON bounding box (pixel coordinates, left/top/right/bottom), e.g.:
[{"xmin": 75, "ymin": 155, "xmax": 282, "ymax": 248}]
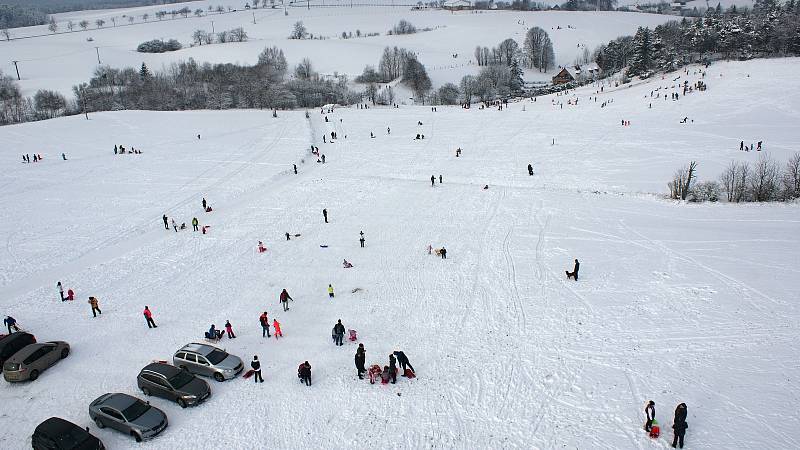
[
  {"xmin": 60, "ymin": 348, "xmax": 69, "ymax": 359},
  {"xmin": 132, "ymin": 431, "xmax": 142, "ymax": 443},
  {"xmin": 141, "ymin": 387, "xmax": 151, "ymax": 396},
  {"xmin": 29, "ymin": 370, "xmax": 39, "ymax": 381},
  {"xmin": 213, "ymin": 372, "xmax": 225, "ymax": 382},
  {"xmin": 95, "ymin": 418, "xmax": 104, "ymax": 429},
  {"xmin": 177, "ymin": 398, "xmax": 187, "ymax": 408}
]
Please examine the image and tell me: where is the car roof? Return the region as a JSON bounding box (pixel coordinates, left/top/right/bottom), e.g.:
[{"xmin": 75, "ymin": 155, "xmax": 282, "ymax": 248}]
[
  {"xmin": 93, "ymin": 393, "xmax": 137, "ymax": 411},
  {"xmin": 142, "ymin": 362, "xmax": 179, "ymax": 377},
  {"xmin": 0, "ymin": 331, "xmax": 34, "ymax": 347},
  {"xmin": 178, "ymin": 342, "xmax": 219, "ymax": 356},
  {"xmin": 35, "ymin": 417, "xmax": 99, "ymax": 445},
  {"xmin": 5, "ymin": 342, "xmax": 52, "ymax": 362}
]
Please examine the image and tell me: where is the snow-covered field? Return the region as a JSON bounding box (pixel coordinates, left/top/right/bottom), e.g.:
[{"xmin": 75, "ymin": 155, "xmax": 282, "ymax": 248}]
[
  {"xmin": 1, "ymin": 4, "xmax": 675, "ymax": 96},
  {"xmin": 1, "ymin": 57, "xmax": 798, "ymax": 449}
]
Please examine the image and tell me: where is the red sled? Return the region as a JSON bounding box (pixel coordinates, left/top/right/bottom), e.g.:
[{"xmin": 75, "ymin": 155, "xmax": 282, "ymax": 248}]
[
  {"xmin": 649, "ymin": 421, "xmax": 660, "ymax": 439},
  {"xmin": 242, "ymin": 369, "xmax": 255, "ymax": 379},
  {"xmin": 403, "ymin": 368, "xmax": 416, "ymax": 379}
]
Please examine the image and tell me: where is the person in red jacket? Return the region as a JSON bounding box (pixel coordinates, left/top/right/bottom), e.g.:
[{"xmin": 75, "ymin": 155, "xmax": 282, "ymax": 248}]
[
  {"xmin": 224, "ymin": 320, "xmax": 236, "ymax": 339},
  {"xmin": 273, "ymin": 318, "xmax": 282, "ymax": 338},
  {"xmin": 143, "ymin": 306, "xmax": 157, "ymax": 328},
  {"xmin": 259, "ymin": 312, "xmax": 270, "ymax": 337},
  {"xmin": 279, "ymin": 289, "xmax": 293, "ymax": 312}
]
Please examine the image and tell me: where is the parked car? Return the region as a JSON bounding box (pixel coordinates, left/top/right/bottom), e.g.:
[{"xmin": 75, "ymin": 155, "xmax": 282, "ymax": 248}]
[
  {"xmin": 173, "ymin": 342, "xmax": 243, "ymax": 382},
  {"xmin": 3, "ymin": 341, "xmax": 69, "ymax": 382},
  {"xmin": 89, "ymin": 393, "xmax": 167, "ymax": 442},
  {"xmin": 0, "ymin": 331, "xmax": 36, "ymax": 372},
  {"xmin": 137, "ymin": 362, "xmax": 210, "ymax": 408},
  {"xmin": 32, "ymin": 417, "xmax": 104, "ymax": 450}
]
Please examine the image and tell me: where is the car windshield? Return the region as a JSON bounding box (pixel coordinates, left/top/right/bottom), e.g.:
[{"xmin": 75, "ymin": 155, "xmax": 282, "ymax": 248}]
[
  {"xmin": 121, "ymin": 399, "xmax": 150, "ymax": 421},
  {"xmin": 167, "ymin": 370, "xmax": 194, "ymax": 389},
  {"xmin": 206, "ymin": 348, "xmax": 228, "ymax": 365}
]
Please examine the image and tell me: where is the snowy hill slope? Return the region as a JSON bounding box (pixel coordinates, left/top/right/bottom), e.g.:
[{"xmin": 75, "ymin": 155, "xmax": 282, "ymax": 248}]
[
  {"xmin": 0, "ymin": 58, "xmax": 799, "ymax": 449},
  {"xmin": 1, "ymin": 6, "xmax": 674, "ymax": 96}
]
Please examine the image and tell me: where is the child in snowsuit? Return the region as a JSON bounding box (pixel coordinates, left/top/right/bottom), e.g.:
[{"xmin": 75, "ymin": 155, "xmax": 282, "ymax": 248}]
[
  {"xmin": 273, "ymin": 319, "xmax": 282, "ymax": 338},
  {"xmin": 225, "ymin": 320, "xmax": 236, "ymax": 338},
  {"xmin": 644, "ymin": 400, "xmax": 655, "ymax": 431}
]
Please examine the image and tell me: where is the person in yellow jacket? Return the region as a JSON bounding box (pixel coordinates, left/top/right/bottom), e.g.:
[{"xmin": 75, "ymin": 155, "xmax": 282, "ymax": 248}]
[
  {"xmin": 88, "ymin": 296, "xmax": 102, "ymax": 317},
  {"xmin": 192, "ymin": 217, "xmax": 199, "ymax": 232},
  {"xmin": 328, "ymin": 284, "xmax": 335, "ymax": 299}
]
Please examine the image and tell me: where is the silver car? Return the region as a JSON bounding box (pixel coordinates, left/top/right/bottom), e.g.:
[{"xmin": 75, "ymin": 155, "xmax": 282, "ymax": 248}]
[
  {"xmin": 89, "ymin": 393, "xmax": 168, "ymax": 442},
  {"xmin": 173, "ymin": 343, "xmax": 243, "ymax": 382},
  {"xmin": 3, "ymin": 341, "xmax": 69, "ymax": 382}
]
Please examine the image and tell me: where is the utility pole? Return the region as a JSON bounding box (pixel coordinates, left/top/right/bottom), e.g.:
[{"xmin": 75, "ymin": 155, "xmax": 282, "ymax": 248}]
[
  {"xmin": 307, "ymin": 0, "xmax": 310, "ymax": 10},
  {"xmin": 252, "ymin": 11, "xmax": 256, "ymax": 24},
  {"xmin": 11, "ymin": 60, "xmax": 20, "ymax": 80},
  {"xmin": 95, "ymin": 47, "xmax": 101, "ymax": 64},
  {"xmin": 211, "ymin": 20, "xmax": 215, "ymax": 34}
]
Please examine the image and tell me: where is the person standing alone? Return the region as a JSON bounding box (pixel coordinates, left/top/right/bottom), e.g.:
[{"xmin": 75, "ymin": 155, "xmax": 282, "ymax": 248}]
[
  {"xmin": 251, "ymin": 356, "xmax": 263, "ymax": 383},
  {"xmin": 143, "ymin": 306, "xmax": 157, "ymax": 328},
  {"xmin": 88, "ymin": 297, "xmax": 102, "ymax": 317}
]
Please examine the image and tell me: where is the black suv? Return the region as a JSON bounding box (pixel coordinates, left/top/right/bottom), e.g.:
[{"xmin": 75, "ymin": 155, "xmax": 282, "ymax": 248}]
[
  {"xmin": 32, "ymin": 417, "xmax": 104, "ymax": 450},
  {"xmin": 137, "ymin": 362, "xmax": 211, "ymax": 408},
  {"xmin": 0, "ymin": 331, "xmax": 36, "ymax": 372}
]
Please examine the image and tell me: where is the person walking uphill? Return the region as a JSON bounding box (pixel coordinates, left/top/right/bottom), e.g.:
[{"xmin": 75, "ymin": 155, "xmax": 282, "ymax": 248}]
[
  {"xmin": 259, "ymin": 312, "xmax": 270, "ymax": 337},
  {"xmin": 333, "ymin": 320, "xmax": 345, "ymax": 346},
  {"xmin": 528, "ymin": 163, "xmax": 534, "ymax": 176},
  {"xmin": 298, "ymin": 361, "xmax": 312, "ymax": 386},
  {"xmin": 251, "ymin": 356, "xmax": 263, "ymax": 383},
  {"xmin": 328, "ymin": 284, "xmax": 335, "ymax": 299},
  {"xmin": 672, "ymin": 403, "xmax": 688, "ymax": 448},
  {"xmin": 644, "ymin": 400, "xmax": 656, "ymax": 432},
  {"xmin": 143, "ymin": 306, "xmax": 157, "ymax": 328},
  {"xmin": 162, "ymin": 215, "xmax": 169, "ymax": 230},
  {"xmin": 58, "ymin": 282, "xmax": 65, "ymax": 302},
  {"xmin": 4, "ymin": 315, "xmax": 18, "ymax": 334},
  {"xmin": 322, "ymin": 208, "xmax": 328, "ymax": 223},
  {"xmin": 88, "ymin": 297, "xmax": 102, "ymax": 317},
  {"xmin": 225, "ymin": 320, "xmax": 236, "ymax": 339},
  {"xmin": 192, "ymin": 217, "xmax": 199, "ymax": 232},
  {"xmin": 280, "ymin": 289, "xmax": 293, "ymax": 312},
  {"xmin": 355, "ymin": 344, "xmax": 366, "ymax": 379}
]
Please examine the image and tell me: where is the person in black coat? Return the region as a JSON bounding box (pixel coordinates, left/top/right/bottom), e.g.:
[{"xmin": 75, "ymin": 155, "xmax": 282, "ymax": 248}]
[
  {"xmin": 388, "ymin": 354, "xmax": 397, "ymax": 384},
  {"xmin": 440, "ymin": 247, "xmax": 447, "ymax": 259},
  {"xmin": 393, "ymin": 351, "xmax": 415, "ymax": 375},
  {"xmin": 323, "ymin": 208, "xmax": 328, "ymax": 223},
  {"xmin": 566, "ymin": 259, "xmax": 580, "ymax": 280},
  {"xmin": 644, "ymin": 400, "xmax": 655, "ymax": 431},
  {"xmin": 528, "ymin": 163, "xmax": 533, "ymax": 176},
  {"xmin": 251, "ymin": 356, "xmax": 263, "ymax": 383},
  {"xmin": 355, "ymin": 344, "xmax": 366, "ymax": 379},
  {"xmin": 333, "ymin": 320, "xmax": 345, "ymax": 346},
  {"xmin": 299, "ymin": 361, "xmax": 312, "ymax": 386},
  {"xmin": 672, "ymin": 403, "xmax": 688, "ymax": 448}
]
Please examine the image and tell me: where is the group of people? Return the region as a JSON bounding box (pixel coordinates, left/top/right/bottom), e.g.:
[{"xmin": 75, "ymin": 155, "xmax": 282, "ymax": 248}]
[
  {"xmin": 113, "ymin": 145, "xmax": 141, "ymax": 155},
  {"xmin": 739, "ymin": 140, "xmax": 763, "ymax": 152},
  {"xmin": 205, "ymin": 321, "xmax": 236, "ymax": 340},
  {"xmin": 644, "ymin": 401, "xmax": 689, "ymax": 448},
  {"xmin": 355, "ymin": 344, "xmax": 416, "ymax": 385},
  {"xmin": 162, "ymin": 198, "xmax": 210, "ymax": 233},
  {"xmin": 21, "ymin": 153, "xmax": 45, "ymax": 163}
]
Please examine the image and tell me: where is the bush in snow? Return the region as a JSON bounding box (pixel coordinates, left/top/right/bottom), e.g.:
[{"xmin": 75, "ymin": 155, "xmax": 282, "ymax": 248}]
[
  {"xmin": 689, "ymin": 181, "xmax": 720, "ymax": 203},
  {"xmin": 389, "ymin": 19, "xmax": 416, "ymax": 35},
  {"xmin": 290, "ymin": 21, "xmax": 307, "ymax": 39},
  {"xmin": 137, "ymin": 39, "xmax": 182, "ymax": 53}
]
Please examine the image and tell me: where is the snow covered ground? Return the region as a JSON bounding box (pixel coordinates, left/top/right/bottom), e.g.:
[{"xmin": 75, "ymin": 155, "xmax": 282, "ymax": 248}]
[
  {"xmin": 1, "ymin": 5, "xmax": 675, "ymax": 96},
  {"xmin": 1, "ymin": 57, "xmax": 799, "ymax": 449}
]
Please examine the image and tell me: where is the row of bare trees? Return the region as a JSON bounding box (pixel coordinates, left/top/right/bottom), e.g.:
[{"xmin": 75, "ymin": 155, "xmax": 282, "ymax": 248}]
[{"xmin": 670, "ymin": 154, "xmax": 800, "ymax": 203}]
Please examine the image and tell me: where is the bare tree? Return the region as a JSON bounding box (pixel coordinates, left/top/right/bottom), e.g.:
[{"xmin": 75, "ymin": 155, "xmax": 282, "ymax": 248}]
[
  {"xmin": 782, "ymin": 152, "xmax": 800, "ymax": 200},
  {"xmin": 719, "ymin": 161, "xmax": 739, "ymax": 202},
  {"xmin": 95, "ymin": 19, "xmax": 106, "ymax": 28},
  {"xmin": 67, "ymin": 20, "xmax": 75, "ymax": 31},
  {"xmin": 193, "ymin": 30, "xmax": 210, "ymax": 46},
  {"xmin": 290, "ymin": 21, "xmax": 306, "ymax": 39},
  {"xmin": 111, "ymin": 17, "xmax": 116, "ymax": 27},
  {"xmin": 668, "ymin": 161, "xmax": 697, "ymax": 200},
  {"xmin": 48, "ymin": 18, "xmax": 58, "ymax": 33},
  {"xmin": 128, "ymin": 16, "xmax": 134, "ymax": 24},
  {"xmin": 750, "ymin": 155, "xmax": 779, "ymax": 202},
  {"xmin": 294, "ymin": 58, "xmax": 315, "ymax": 80},
  {"xmin": 230, "ymin": 27, "xmax": 248, "ymax": 42},
  {"xmin": 2, "ymin": 29, "xmax": 11, "ymax": 41},
  {"xmin": 142, "ymin": 13, "xmax": 149, "ymax": 21},
  {"xmin": 79, "ymin": 20, "xmax": 89, "ymax": 30}
]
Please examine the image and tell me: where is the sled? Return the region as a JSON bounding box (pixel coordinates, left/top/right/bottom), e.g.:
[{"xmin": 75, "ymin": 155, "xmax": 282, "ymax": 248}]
[
  {"xmin": 403, "ymin": 368, "xmax": 416, "ymax": 379},
  {"xmin": 294, "ymin": 234, "xmax": 301, "ymax": 237},
  {"xmin": 151, "ymin": 360, "xmax": 168, "ymax": 364},
  {"xmin": 319, "ymin": 245, "xmax": 328, "ymax": 248},
  {"xmin": 649, "ymin": 420, "xmax": 660, "ymax": 439},
  {"xmin": 348, "ymin": 329, "xmax": 357, "ymax": 341},
  {"xmin": 242, "ymin": 369, "xmax": 255, "ymax": 379}
]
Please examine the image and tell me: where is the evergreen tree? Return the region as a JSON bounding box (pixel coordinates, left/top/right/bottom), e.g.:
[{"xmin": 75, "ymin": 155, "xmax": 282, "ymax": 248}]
[
  {"xmin": 509, "ymin": 58, "xmax": 524, "ymax": 93},
  {"xmin": 139, "ymin": 63, "xmax": 152, "ymax": 81},
  {"xmin": 627, "ymin": 27, "xmax": 653, "ymax": 77}
]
